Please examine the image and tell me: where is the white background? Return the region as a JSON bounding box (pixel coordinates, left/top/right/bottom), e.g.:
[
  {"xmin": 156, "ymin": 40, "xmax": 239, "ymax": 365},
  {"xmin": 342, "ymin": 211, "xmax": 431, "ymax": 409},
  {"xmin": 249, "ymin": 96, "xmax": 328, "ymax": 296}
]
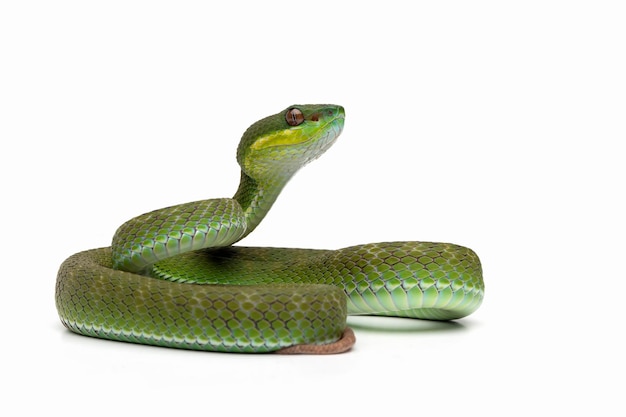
[{"xmin": 1, "ymin": 1, "xmax": 624, "ymax": 416}]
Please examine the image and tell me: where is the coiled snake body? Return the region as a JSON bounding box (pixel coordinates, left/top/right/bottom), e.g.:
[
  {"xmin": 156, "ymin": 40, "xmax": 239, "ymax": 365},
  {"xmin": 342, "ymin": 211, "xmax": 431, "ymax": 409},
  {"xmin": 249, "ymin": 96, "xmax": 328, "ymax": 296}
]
[{"xmin": 56, "ymin": 105, "xmax": 484, "ymax": 353}]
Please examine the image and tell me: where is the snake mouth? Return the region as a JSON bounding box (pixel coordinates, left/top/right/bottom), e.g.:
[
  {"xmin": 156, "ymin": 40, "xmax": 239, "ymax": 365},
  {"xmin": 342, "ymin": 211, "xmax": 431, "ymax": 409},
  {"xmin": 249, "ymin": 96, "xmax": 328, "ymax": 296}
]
[
  {"xmin": 298, "ymin": 106, "xmax": 345, "ymax": 146},
  {"xmin": 322, "ymin": 106, "xmax": 345, "ymax": 128},
  {"xmin": 291, "ymin": 114, "xmax": 344, "ymax": 159},
  {"xmin": 306, "ymin": 110, "xmax": 344, "ymax": 143}
]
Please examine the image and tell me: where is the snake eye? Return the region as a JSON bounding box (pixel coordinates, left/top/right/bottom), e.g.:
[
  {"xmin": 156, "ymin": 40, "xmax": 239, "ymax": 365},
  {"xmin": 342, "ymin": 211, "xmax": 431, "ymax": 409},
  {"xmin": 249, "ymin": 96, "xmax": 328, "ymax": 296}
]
[{"xmin": 285, "ymin": 108, "xmax": 304, "ymax": 126}]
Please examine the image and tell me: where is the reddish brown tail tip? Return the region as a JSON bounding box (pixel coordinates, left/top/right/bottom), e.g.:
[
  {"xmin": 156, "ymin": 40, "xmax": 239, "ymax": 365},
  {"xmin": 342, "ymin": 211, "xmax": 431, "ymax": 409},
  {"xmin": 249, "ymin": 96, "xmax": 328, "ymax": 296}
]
[{"xmin": 276, "ymin": 327, "xmax": 356, "ymax": 355}]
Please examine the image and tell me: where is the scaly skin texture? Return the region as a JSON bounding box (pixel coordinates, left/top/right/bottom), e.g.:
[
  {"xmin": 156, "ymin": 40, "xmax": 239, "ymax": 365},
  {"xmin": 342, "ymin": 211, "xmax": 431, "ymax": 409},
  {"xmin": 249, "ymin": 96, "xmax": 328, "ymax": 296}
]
[{"xmin": 55, "ymin": 104, "xmax": 484, "ymax": 353}]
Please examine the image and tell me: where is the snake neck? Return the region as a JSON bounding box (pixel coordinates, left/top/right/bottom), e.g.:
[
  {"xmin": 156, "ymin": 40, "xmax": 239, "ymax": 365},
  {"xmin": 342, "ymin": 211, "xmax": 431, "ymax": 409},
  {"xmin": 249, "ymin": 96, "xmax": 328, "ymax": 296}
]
[{"xmin": 232, "ymin": 170, "xmax": 291, "ymax": 241}]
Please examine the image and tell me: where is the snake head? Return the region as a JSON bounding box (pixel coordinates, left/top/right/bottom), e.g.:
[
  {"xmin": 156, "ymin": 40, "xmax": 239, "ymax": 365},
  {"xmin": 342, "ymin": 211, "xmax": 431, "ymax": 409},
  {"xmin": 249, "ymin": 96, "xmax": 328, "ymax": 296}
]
[{"xmin": 237, "ymin": 104, "xmax": 345, "ymax": 180}]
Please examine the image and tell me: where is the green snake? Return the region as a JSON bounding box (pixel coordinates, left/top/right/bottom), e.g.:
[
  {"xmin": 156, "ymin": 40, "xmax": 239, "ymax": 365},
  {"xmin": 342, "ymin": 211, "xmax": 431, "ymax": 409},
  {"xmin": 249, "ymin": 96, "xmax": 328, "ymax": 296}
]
[{"xmin": 55, "ymin": 104, "xmax": 484, "ymax": 354}]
